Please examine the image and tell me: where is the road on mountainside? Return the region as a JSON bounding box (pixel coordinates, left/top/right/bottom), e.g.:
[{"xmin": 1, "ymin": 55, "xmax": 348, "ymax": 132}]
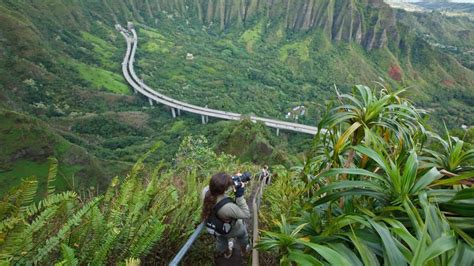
[{"xmin": 117, "ymin": 25, "xmax": 320, "ymax": 135}]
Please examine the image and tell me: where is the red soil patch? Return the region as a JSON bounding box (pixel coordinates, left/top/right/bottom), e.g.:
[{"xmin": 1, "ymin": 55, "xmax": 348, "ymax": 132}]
[
  {"xmin": 388, "ymin": 65, "xmax": 403, "ymax": 81},
  {"xmin": 441, "ymin": 79, "xmax": 455, "ymax": 87}
]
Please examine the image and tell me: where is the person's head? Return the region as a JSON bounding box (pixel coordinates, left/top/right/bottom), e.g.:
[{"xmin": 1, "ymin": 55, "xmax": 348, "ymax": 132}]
[{"xmin": 201, "ymin": 172, "xmax": 233, "ymax": 221}]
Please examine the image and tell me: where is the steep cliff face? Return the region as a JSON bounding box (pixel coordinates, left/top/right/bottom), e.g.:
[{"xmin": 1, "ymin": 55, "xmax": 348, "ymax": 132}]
[
  {"xmin": 0, "ymin": 0, "xmax": 397, "ymax": 51},
  {"xmin": 98, "ymin": 0, "xmax": 397, "ymax": 50},
  {"xmin": 0, "ymin": 0, "xmax": 472, "ymax": 124}
]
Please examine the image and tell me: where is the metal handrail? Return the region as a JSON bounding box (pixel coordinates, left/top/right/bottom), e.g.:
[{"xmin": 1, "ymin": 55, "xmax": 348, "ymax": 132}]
[
  {"xmin": 252, "ymin": 180, "xmax": 266, "ymax": 266},
  {"xmin": 169, "ymin": 222, "xmax": 205, "ymax": 266},
  {"xmin": 168, "ymin": 180, "xmax": 266, "ymax": 265}
]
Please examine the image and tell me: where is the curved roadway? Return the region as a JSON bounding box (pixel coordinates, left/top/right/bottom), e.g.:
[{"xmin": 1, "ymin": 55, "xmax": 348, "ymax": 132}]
[{"xmin": 118, "ymin": 25, "xmax": 319, "ymax": 135}]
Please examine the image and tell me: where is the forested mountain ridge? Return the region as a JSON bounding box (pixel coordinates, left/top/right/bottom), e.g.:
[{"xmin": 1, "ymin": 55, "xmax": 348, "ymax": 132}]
[
  {"xmin": 138, "ymin": 0, "xmax": 397, "ymax": 51},
  {"xmin": 1, "ymin": 0, "xmax": 472, "ymax": 121}
]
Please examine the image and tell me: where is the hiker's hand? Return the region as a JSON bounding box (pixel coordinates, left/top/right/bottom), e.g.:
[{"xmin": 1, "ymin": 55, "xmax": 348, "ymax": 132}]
[{"xmin": 235, "ymin": 185, "xmax": 245, "ymax": 198}]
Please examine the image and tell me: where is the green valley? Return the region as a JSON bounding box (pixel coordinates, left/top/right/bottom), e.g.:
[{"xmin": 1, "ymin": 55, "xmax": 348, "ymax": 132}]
[{"xmin": 0, "ymin": 0, "xmax": 473, "ymax": 264}]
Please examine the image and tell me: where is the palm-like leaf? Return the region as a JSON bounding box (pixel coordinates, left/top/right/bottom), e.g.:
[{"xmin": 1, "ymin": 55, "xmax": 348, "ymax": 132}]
[{"xmin": 423, "ymin": 129, "xmax": 474, "ymax": 173}]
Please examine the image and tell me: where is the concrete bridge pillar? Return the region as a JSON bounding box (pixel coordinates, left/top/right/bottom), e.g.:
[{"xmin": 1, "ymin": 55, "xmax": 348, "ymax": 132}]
[
  {"xmin": 205, "ymin": 115, "xmax": 209, "ymax": 124},
  {"xmin": 177, "ymin": 109, "xmax": 181, "ymax": 116},
  {"xmin": 148, "ymin": 98, "xmax": 154, "ymax": 106},
  {"xmin": 171, "ymin": 108, "xmax": 176, "ymax": 118},
  {"xmin": 276, "ymin": 128, "xmax": 280, "ymax": 136},
  {"xmin": 137, "ymin": 79, "xmax": 144, "ymax": 94},
  {"xmin": 201, "ymin": 115, "xmax": 207, "ymax": 124}
]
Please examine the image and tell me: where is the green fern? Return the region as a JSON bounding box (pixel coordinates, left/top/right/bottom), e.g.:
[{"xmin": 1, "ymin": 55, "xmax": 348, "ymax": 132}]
[
  {"xmin": 32, "ymin": 196, "xmax": 102, "ymax": 264},
  {"xmin": 9, "ymin": 205, "xmax": 60, "ymax": 258},
  {"xmin": 0, "ymin": 178, "xmax": 39, "ymax": 216},
  {"xmin": 24, "ymin": 191, "xmax": 77, "ymax": 217},
  {"xmin": 55, "ymin": 244, "xmax": 78, "ymax": 266},
  {"xmin": 122, "ymin": 258, "xmax": 140, "ymax": 266},
  {"xmin": 90, "ymin": 224, "xmax": 120, "ymax": 265},
  {"xmin": 129, "ymin": 217, "xmax": 165, "ymax": 258},
  {"xmin": 46, "ymin": 157, "xmax": 58, "ymax": 196}
]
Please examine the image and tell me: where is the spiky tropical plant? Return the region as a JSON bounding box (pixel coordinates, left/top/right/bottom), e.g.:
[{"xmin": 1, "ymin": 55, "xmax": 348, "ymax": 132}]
[
  {"xmin": 302, "ymin": 85, "xmax": 426, "ymax": 191},
  {"xmin": 423, "ymin": 127, "xmax": 474, "ymax": 173},
  {"xmin": 258, "ymin": 85, "xmax": 474, "ymax": 265}
]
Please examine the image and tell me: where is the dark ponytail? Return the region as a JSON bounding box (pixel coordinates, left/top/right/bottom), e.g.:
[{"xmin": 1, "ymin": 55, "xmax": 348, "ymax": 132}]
[{"xmin": 201, "ymin": 172, "xmax": 233, "ymax": 221}]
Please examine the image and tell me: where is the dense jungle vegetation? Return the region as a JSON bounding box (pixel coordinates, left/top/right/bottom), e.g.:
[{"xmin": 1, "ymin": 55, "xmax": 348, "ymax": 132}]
[
  {"xmin": 1, "ymin": 86, "xmax": 473, "ymax": 264},
  {"xmin": 1, "ymin": 0, "xmax": 473, "ymax": 194},
  {"xmin": 257, "ymin": 85, "xmax": 474, "ymax": 265},
  {"xmin": 0, "ymin": 0, "xmax": 473, "ymax": 264}
]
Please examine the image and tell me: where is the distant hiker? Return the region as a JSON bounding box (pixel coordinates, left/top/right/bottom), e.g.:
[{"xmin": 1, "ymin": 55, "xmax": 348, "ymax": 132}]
[
  {"xmin": 259, "ymin": 165, "xmax": 271, "ymax": 185},
  {"xmin": 201, "ymin": 172, "xmax": 251, "ymax": 259}
]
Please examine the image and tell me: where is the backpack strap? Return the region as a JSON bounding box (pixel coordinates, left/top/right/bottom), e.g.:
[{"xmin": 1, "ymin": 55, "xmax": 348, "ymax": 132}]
[{"xmin": 213, "ymin": 197, "xmax": 234, "ymax": 214}]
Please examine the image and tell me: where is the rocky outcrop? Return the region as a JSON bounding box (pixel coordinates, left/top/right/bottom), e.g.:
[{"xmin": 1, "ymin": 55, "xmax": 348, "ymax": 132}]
[
  {"xmin": 105, "ymin": 0, "xmax": 398, "ymax": 50},
  {"xmin": 0, "ymin": 0, "xmax": 397, "ymax": 52}
]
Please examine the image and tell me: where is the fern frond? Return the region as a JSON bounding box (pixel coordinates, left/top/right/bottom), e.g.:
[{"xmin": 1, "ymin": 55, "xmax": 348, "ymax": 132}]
[
  {"xmin": 46, "ymin": 157, "xmax": 58, "ymax": 196},
  {"xmin": 24, "ymin": 191, "xmax": 77, "ymax": 217},
  {"xmin": 91, "ymin": 225, "xmax": 120, "ymax": 265},
  {"xmin": 59, "ymin": 244, "xmax": 78, "ymax": 266},
  {"xmin": 73, "ymin": 206, "xmax": 105, "ymax": 262},
  {"xmin": 32, "ymin": 196, "xmax": 102, "ymax": 264},
  {"xmin": 0, "ymin": 217, "xmax": 22, "ymax": 234},
  {"xmin": 9, "ymin": 205, "xmax": 60, "ymax": 258},
  {"xmin": 8, "ymin": 178, "xmax": 38, "ymax": 215},
  {"xmin": 129, "ymin": 217, "xmax": 165, "ymax": 258},
  {"xmin": 123, "ymin": 257, "xmax": 140, "ymax": 266}
]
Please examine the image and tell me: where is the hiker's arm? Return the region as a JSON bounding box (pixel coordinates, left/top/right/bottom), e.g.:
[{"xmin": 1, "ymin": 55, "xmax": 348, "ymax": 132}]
[{"xmin": 225, "ymin": 197, "xmax": 250, "ymax": 219}]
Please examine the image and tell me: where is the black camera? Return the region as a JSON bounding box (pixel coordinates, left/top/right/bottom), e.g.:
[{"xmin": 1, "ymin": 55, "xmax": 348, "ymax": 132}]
[{"xmin": 232, "ymin": 172, "xmax": 252, "ymax": 188}]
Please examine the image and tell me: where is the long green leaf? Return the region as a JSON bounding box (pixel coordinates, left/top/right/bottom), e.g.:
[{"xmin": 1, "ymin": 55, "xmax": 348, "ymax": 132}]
[
  {"xmin": 353, "ymin": 146, "xmax": 389, "ymax": 174},
  {"xmin": 314, "ymin": 181, "xmax": 384, "ymax": 197},
  {"xmin": 334, "ymin": 122, "xmax": 362, "ymax": 155},
  {"xmin": 448, "ymin": 243, "xmax": 474, "ymax": 266},
  {"xmin": 288, "ymin": 249, "xmax": 323, "ymax": 266},
  {"xmin": 402, "ymin": 151, "xmax": 418, "ymax": 194},
  {"xmin": 383, "ymin": 218, "xmax": 417, "ymax": 250},
  {"xmin": 450, "ymin": 188, "xmax": 474, "ymax": 201},
  {"xmin": 313, "ymin": 189, "xmax": 389, "ymax": 206},
  {"xmin": 411, "ymin": 167, "xmax": 443, "ymax": 194},
  {"xmin": 297, "ymin": 240, "xmax": 351, "ymax": 265},
  {"xmin": 349, "ymin": 232, "xmax": 380, "ymax": 266},
  {"xmin": 432, "ymin": 171, "xmax": 474, "ymax": 186},
  {"xmin": 421, "ymin": 236, "xmax": 456, "ymax": 264},
  {"xmin": 368, "ymin": 220, "xmax": 407, "ymax": 266}
]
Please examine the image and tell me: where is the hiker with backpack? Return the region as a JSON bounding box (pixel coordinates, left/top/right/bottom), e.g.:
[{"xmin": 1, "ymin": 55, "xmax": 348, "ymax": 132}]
[
  {"xmin": 259, "ymin": 165, "xmax": 271, "ymax": 185},
  {"xmin": 201, "ymin": 172, "xmax": 251, "ymax": 259}
]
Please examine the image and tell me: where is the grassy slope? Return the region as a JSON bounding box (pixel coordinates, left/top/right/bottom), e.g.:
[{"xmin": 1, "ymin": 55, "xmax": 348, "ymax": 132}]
[
  {"xmin": 0, "ymin": 109, "xmax": 132, "ymax": 195},
  {"xmin": 0, "ymin": 1, "xmax": 136, "ymax": 194}
]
